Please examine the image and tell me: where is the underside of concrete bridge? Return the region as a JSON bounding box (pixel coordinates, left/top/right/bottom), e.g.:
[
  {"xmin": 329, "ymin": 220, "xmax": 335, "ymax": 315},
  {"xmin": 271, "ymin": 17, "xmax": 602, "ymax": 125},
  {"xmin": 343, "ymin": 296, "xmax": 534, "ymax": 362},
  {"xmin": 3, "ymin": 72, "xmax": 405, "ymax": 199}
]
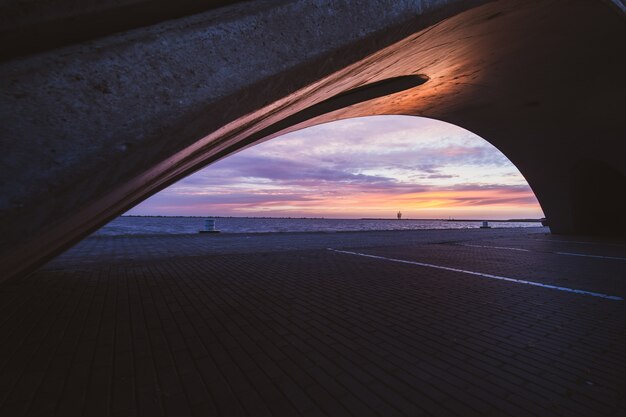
[{"xmin": 1, "ymin": 0, "xmax": 625, "ymax": 281}]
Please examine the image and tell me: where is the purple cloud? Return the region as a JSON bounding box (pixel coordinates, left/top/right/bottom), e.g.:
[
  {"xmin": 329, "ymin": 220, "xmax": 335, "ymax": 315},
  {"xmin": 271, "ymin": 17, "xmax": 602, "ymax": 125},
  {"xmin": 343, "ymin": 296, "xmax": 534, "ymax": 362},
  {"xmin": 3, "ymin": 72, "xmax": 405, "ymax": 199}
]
[{"xmin": 129, "ymin": 115, "xmax": 543, "ymax": 218}]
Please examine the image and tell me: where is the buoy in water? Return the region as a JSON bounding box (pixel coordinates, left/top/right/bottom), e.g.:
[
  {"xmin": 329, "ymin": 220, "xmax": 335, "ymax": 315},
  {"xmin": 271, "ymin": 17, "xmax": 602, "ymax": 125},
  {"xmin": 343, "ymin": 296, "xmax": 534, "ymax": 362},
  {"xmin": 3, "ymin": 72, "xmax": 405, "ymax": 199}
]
[{"xmin": 199, "ymin": 218, "xmax": 220, "ymax": 234}]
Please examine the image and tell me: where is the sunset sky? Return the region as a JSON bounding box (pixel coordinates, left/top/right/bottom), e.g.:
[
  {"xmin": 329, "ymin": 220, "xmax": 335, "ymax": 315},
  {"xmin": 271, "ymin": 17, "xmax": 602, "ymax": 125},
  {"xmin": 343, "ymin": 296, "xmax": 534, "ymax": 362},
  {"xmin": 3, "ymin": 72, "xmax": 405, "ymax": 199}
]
[{"xmin": 127, "ymin": 116, "xmax": 544, "ymax": 219}]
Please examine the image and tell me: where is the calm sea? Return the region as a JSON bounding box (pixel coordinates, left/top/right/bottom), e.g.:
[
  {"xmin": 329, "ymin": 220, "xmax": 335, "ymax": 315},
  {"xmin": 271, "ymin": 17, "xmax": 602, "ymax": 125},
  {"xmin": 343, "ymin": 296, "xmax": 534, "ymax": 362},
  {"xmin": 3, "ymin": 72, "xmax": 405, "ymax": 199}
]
[{"xmin": 93, "ymin": 216, "xmax": 542, "ymax": 236}]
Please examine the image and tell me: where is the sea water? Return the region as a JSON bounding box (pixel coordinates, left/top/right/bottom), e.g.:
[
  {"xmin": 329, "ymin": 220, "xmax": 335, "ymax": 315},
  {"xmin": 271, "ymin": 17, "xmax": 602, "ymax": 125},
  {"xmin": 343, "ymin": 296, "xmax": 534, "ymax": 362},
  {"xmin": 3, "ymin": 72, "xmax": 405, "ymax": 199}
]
[{"xmin": 93, "ymin": 216, "xmax": 542, "ymax": 236}]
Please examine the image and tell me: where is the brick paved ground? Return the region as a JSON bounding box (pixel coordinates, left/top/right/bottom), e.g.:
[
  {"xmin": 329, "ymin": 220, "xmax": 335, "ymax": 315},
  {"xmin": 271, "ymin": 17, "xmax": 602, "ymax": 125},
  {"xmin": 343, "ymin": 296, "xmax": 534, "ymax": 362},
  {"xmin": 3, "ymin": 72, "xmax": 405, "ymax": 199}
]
[{"xmin": 1, "ymin": 228, "xmax": 625, "ymax": 416}]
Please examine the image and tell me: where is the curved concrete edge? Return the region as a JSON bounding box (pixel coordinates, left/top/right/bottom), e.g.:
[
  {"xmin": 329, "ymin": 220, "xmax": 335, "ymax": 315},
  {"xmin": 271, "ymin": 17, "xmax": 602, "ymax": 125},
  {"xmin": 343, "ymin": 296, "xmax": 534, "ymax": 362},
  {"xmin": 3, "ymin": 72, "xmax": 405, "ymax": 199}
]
[
  {"xmin": 1, "ymin": 0, "xmax": 625, "ymax": 282},
  {"xmin": 0, "ymin": 1, "xmax": 260, "ymax": 61},
  {"xmin": 0, "ymin": 0, "xmax": 489, "ymax": 281}
]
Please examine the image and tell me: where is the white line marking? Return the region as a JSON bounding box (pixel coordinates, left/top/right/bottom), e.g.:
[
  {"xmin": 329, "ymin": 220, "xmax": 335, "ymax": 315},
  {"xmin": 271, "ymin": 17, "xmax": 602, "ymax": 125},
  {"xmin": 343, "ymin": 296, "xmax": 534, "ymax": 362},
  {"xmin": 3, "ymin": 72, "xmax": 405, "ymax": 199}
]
[
  {"xmin": 460, "ymin": 244, "xmax": 530, "ymax": 252},
  {"xmin": 532, "ymin": 239, "xmax": 626, "ymax": 247},
  {"xmin": 459, "ymin": 243, "xmax": 626, "ymax": 261},
  {"xmin": 327, "ymin": 248, "xmax": 623, "ymax": 301},
  {"xmin": 556, "ymin": 252, "xmax": 626, "ymax": 261},
  {"xmin": 610, "ymin": 0, "xmax": 626, "ymax": 13}
]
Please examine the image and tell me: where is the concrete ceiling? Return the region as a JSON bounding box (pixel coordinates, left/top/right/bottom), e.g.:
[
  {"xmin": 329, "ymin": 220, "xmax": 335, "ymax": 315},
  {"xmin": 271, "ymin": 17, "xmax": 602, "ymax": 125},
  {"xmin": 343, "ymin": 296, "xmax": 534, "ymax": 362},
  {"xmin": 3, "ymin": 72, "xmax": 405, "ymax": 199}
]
[{"xmin": 0, "ymin": 0, "xmax": 624, "ymax": 280}]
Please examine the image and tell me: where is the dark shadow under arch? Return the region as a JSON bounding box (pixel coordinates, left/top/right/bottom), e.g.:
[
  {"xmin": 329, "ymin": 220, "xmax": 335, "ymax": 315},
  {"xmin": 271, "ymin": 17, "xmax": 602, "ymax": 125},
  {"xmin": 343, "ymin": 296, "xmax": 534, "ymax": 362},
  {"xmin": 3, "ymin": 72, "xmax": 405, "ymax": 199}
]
[
  {"xmin": 571, "ymin": 159, "xmax": 626, "ymax": 236},
  {"xmin": 1, "ymin": 0, "xmax": 624, "ymax": 282}
]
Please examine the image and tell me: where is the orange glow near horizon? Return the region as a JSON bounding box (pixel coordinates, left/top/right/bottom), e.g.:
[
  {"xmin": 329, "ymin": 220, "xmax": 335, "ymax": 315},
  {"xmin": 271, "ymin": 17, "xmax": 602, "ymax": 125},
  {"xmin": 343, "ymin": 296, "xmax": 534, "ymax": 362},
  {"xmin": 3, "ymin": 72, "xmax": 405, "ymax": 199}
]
[
  {"xmin": 179, "ymin": 187, "xmax": 539, "ymax": 219},
  {"xmin": 128, "ymin": 116, "xmax": 544, "ymax": 220}
]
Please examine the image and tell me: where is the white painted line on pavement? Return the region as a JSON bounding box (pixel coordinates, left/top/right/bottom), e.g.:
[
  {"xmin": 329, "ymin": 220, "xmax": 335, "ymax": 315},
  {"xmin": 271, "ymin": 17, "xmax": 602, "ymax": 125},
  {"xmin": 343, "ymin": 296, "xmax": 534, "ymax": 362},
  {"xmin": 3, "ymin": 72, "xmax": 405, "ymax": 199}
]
[
  {"xmin": 460, "ymin": 244, "xmax": 530, "ymax": 252},
  {"xmin": 532, "ymin": 239, "xmax": 626, "ymax": 247},
  {"xmin": 459, "ymin": 243, "xmax": 626, "ymax": 261},
  {"xmin": 556, "ymin": 252, "xmax": 626, "ymax": 261},
  {"xmin": 327, "ymin": 248, "xmax": 623, "ymax": 301}
]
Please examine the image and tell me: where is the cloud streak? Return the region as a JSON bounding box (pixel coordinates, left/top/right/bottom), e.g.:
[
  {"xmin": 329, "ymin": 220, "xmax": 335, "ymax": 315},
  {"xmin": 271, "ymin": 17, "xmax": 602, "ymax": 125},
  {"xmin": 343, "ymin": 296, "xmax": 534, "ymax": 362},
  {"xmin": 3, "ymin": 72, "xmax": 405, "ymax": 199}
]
[{"xmin": 128, "ymin": 116, "xmax": 544, "ymax": 219}]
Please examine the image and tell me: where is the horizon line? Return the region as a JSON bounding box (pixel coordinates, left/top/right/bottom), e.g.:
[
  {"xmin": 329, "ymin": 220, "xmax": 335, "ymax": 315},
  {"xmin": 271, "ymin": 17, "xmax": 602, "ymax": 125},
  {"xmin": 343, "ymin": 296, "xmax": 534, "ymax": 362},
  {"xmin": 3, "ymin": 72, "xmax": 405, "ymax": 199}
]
[{"xmin": 121, "ymin": 215, "xmax": 543, "ymax": 222}]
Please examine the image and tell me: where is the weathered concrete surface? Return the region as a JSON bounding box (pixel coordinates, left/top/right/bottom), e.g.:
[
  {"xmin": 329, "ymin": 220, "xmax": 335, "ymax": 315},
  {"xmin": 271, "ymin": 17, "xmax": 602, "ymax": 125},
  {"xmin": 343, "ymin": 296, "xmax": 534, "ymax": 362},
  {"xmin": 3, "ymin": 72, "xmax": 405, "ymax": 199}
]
[
  {"xmin": 1, "ymin": 0, "xmax": 625, "ymax": 280},
  {"xmin": 0, "ymin": 1, "xmax": 253, "ymax": 61}
]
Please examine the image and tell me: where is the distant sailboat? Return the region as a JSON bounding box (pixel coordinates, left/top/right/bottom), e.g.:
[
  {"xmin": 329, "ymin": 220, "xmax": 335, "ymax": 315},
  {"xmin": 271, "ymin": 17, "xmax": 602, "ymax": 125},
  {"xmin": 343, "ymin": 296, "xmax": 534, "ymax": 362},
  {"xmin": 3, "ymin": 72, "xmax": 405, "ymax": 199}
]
[{"xmin": 397, "ymin": 211, "xmax": 402, "ymax": 220}]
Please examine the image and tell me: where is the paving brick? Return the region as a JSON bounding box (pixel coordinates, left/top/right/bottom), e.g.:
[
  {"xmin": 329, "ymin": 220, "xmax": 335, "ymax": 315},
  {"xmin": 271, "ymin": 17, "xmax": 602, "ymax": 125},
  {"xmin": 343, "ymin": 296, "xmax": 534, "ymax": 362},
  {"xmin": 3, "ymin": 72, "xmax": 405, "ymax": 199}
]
[
  {"xmin": 305, "ymin": 384, "xmax": 351, "ymax": 416},
  {"xmin": 0, "ymin": 401, "xmax": 29, "ymax": 417},
  {"xmin": 135, "ymin": 385, "xmax": 164, "ymax": 417},
  {"xmin": 1, "ymin": 229, "xmax": 623, "ymax": 416}
]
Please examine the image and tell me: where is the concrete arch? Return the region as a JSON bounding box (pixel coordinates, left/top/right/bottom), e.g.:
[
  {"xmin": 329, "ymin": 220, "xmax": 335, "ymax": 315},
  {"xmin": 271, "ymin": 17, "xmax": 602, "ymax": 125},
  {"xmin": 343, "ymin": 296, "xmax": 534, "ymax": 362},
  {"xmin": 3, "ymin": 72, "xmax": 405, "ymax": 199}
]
[{"xmin": 0, "ymin": 0, "xmax": 625, "ymax": 280}]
